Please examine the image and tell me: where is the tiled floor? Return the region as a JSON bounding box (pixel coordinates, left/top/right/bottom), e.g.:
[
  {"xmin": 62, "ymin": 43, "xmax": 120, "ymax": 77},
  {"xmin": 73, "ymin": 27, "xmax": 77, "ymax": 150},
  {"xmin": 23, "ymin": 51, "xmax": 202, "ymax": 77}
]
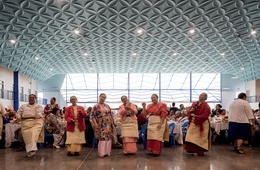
[{"xmin": 0, "ymin": 144, "xmax": 260, "ymax": 170}]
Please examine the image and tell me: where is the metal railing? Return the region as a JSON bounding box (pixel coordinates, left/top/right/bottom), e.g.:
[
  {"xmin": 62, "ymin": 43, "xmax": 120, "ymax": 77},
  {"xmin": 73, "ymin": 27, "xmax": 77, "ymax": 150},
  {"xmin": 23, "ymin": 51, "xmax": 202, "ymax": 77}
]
[
  {"xmin": 0, "ymin": 89, "xmax": 47, "ymax": 105},
  {"xmin": 247, "ymin": 95, "xmax": 260, "ymax": 103},
  {"xmin": 0, "ymin": 89, "xmax": 14, "ymax": 100}
]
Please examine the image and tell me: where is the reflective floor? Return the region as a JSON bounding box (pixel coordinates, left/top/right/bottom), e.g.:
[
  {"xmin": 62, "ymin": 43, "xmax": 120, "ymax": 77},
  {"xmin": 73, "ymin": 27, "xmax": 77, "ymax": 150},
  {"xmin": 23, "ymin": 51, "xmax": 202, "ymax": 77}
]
[{"xmin": 0, "ymin": 144, "xmax": 260, "ymax": 170}]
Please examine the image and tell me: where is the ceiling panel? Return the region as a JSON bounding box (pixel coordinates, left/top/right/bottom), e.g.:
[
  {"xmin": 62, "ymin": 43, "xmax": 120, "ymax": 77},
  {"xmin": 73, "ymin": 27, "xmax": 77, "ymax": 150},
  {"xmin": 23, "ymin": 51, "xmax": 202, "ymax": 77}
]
[{"xmin": 0, "ymin": 0, "xmax": 260, "ymax": 82}]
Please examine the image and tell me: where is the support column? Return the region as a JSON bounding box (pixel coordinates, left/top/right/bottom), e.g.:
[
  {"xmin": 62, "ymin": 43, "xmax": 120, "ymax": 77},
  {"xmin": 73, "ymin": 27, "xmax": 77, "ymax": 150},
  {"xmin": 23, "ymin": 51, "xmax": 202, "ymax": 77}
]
[{"xmin": 13, "ymin": 71, "xmax": 19, "ymax": 110}]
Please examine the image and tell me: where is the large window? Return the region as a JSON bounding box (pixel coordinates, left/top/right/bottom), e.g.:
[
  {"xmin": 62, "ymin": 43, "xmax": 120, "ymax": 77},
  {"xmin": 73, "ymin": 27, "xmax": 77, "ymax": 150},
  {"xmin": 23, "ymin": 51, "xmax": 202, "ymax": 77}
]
[{"xmin": 61, "ymin": 73, "xmax": 221, "ymax": 105}]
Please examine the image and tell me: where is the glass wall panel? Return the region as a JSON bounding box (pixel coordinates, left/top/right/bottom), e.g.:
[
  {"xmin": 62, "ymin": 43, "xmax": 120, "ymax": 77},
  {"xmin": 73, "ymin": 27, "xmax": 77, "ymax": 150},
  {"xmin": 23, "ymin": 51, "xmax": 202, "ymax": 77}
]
[{"xmin": 60, "ymin": 73, "xmax": 221, "ymax": 104}]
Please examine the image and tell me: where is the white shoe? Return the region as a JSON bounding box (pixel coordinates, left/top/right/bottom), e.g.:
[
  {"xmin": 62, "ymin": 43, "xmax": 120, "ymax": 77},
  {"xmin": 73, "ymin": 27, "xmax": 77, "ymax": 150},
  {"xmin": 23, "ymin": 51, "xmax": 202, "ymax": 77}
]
[
  {"xmin": 27, "ymin": 151, "xmax": 36, "ymax": 157},
  {"xmin": 53, "ymin": 144, "xmax": 61, "ymax": 149}
]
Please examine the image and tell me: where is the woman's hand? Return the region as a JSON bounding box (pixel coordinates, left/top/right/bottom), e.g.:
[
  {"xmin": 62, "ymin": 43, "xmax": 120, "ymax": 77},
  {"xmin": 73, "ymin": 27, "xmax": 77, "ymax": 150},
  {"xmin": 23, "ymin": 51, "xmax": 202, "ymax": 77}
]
[
  {"xmin": 71, "ymin": 120, "xmax": 75, "ymax": 123},
  {"xmin": 190, "ymin": 113, "xmax": 195, "ymax": 117},
  {"xmin": 35, "ymin": 115, "xmax": 41, "ymax": 119},
  {"xmin": 142, "ymin": 102, "xmax": 146, "ymax": 108}
]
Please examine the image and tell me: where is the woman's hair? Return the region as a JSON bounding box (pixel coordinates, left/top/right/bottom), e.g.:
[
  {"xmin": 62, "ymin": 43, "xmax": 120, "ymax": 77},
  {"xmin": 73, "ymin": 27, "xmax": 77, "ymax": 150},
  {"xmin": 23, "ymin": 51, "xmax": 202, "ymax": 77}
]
[
  {"xmin": 70, "ymin": 96, "xmax": 77, "ymax": 102},
  {"xmin": 51, "ymin": 97, "xmax": 56, "ymax": 101},
  {"xmin": 216, "ymin": 104, "xmax": 222, "ymax": 108},
  {"xmin": 29, "ymin": 94, "xmax": 37, "ymax": 99},
  {"xmin": 152, "ymin": 94, "xmax": 158, "ymax": 99},
  {"xmin": 52, "ymin": 107, "xmax": 59, "ymax": 115},
  {"xmin": 99, "ymin": 93, "xmax": 106, "ymax": 97},
  {"xmin": 121, "ymin": 95, "xmax": 127, "ymax": 101}
]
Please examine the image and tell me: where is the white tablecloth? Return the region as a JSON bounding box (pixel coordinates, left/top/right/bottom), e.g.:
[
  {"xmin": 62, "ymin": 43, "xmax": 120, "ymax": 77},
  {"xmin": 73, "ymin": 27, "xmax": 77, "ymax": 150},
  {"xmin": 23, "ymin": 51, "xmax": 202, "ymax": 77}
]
[
  {"xmin": 5, "ymin": 123, "xmax": 21, "ymax": 147},
  {"xmin": 167, "ymin": 121, "xmax": 183, "ymax": 145},
  {"xmin": 210, "ymin": 121, "xmax": 229, "ymax": 135}
]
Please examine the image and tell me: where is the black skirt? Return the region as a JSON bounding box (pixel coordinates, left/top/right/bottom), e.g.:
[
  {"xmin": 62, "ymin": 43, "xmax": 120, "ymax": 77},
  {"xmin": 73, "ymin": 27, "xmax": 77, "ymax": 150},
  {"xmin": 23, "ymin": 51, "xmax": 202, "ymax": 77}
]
[{"xmin": 229, "ymin": 122, "xmax": 252, "ymax": 142}]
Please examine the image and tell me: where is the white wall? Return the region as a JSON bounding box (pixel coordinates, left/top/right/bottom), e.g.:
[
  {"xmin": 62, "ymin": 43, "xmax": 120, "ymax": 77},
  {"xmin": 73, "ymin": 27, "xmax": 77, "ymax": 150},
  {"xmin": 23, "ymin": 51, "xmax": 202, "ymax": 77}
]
[
  {"xmin": 0, "ymin": 66, "xmax": 14, "ymax": 90},
  {"xmin": 245, "ymin": 80, "xmax": 256, "ymax": 96},
  {"xmin": 0, "ymin": 66, "xmax": 39, "ymax": 109},
  {"xmin": 221, "ymin": 91, "xmax": 237, "ymax": 111},
  {"xmin": 0, "ymin": 98, "xmax": 13, "ymax": 108},
  {"xmin": 43, "ymin": 92, "xmax": 66, "ymax": 108},
  {"xmin": 250, "ymin": 102, "xmax": 259, "ymax": 110}
]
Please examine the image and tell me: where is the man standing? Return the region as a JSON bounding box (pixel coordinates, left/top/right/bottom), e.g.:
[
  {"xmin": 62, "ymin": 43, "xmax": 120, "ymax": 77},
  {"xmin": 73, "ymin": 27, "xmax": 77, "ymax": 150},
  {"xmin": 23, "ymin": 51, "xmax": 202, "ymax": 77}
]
[
  {"xmin": 16, "ymin": 94, "xmax": 44, "ymax": 157},
  {"xmin": 229, "ymin": 92, "xmax": 255, "ymax": 154}
]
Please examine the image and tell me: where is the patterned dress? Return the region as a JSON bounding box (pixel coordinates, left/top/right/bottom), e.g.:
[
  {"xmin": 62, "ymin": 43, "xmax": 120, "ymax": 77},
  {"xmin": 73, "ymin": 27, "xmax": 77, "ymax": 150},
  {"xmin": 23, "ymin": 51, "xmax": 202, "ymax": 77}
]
[{"xmin": 92, "ymin": 103, "xmax": 113, "ymax": 156}]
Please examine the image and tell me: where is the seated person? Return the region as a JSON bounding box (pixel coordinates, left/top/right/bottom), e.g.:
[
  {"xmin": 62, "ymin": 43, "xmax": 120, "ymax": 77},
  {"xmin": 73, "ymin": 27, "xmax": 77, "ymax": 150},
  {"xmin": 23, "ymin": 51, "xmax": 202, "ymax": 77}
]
[
  {"xmin": 217, "ymin": 109, "xmax": 227, "ymax": 119},
  {"xmin": 178, "ymin": 110, "xmax": 188, "ymax": 125},
  {"xmin": 46, "ymin": 108, "xmax": 64, "ymax": 148},
  {"xmin": 166, "ymin": 110, "xmax": 175, "ymax": 121},
  {"xmin": 137, "ymin": 109, "xmax": 147, "ymax": 130},
  {"xmin": 174, "ymin": 111, "xmax": 181, "ymax": 122},
  {"xmin": 212, "ymin": 104, "xmax": 222, "ymax": 116}
]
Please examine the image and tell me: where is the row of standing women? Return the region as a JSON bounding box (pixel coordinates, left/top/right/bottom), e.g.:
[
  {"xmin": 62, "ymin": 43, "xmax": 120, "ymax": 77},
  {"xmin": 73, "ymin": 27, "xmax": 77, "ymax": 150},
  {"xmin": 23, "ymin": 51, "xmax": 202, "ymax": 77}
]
[
  {"xmin": 14, "ymin": 92, "xmax": 211, "ymax": 157},
  {"xmin": 65, "ymin": 93, "xmax": 169, "ymax": 157}
]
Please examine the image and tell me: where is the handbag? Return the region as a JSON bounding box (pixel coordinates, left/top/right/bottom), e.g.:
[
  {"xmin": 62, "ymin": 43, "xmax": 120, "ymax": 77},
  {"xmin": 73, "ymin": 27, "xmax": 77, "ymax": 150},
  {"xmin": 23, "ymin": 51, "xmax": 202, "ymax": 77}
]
[{"xmin": 45, "ymin": 123, "xmax": 56, "ymax": 134}]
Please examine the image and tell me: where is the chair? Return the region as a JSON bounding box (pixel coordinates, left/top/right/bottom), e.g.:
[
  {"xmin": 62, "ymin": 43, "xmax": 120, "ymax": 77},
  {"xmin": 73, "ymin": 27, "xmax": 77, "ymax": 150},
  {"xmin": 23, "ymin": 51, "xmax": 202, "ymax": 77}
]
[
  {"xmin": 182, "ymin": 121, "xmax": 188, "ymax": 136},
  {"xmin": 41, "ymin": 124, "xmax": 54, "ymax": 148},
  {"xmin": 168, "ymin": 122, "xmax": 176, "ymax": 148},
  {"xmin": 138, "ymin": 121, "xmax": 148, "ymax": 150}
]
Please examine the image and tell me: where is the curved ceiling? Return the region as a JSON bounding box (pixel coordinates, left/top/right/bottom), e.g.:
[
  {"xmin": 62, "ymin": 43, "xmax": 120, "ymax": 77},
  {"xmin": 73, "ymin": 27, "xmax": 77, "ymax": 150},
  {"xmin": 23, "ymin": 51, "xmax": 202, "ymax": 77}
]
[{"xmin": 0, "ymin": 0, "xmax": 260, "ymax": 82}]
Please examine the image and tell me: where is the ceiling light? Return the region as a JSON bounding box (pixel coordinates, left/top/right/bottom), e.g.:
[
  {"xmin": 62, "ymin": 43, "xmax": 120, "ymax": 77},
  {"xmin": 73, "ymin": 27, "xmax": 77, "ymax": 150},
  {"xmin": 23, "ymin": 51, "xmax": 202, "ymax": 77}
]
[
  {"xmin": 231, "ymin": 76, "xmax": 238, "ymax": 79},
  {"xmin": 220, "ymin": 53, "xmax": 225, "ymax": 56},
  {"xmin": 83, "ymin": 52, "xmax": 88, "ymax": 56},
  {"xmin": 50, "ymin": 68, "xmax": 53, "ymax": 71},
  {"xmin": 73, "ymin": 29, "xmax": 80, "ymax": 35},
  {"xmin": 202, "ymin": 67, "xmax": 205, "ymax": 69},
  {"xmin": 130, "ymin": 67, "xmax": 133, "ymax": 70},
  {"xmin": 132, "ymin": 52, "xmax": 138, "ymax": 56},
  {"xmin": 135, "ymin": 28, "xmax": 145, "ymax": 36},
  {"xmin": 35, "ymin": 56, "xmax": 39, "ymax": 60},
  {"xmin": 251, "ymin": 30, "xmax": 257, "ymax": 35},
  {"xmin": 189, "ymin": 29, "xmax": 195, "ymax": 34},
  {"xmin": 10, "ymin": 39, "xmax": 16, "ymax": 44},
  {"xmin": 223, "ymin": 87, "xmax": 230, "ymax": 90},
  {"xmin": 240, "ymin": 67, "xmax": 244, "ymax": 70},
  {"xmin": 163, "ymin": 67, "xmax": 166, "ymax": 70},
  {"xmin": 173, "ymin": 52, "xmax": 177, "ymax": 56},
  {"xmin": 90, "ymin": 68, "xmax": 93, "ymax": 70}
]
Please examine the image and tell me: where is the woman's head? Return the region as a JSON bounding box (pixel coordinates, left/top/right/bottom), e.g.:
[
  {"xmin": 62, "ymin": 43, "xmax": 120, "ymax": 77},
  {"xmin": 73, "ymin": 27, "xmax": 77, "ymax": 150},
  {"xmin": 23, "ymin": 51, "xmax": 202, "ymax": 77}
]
[
  {"xmin": 70, "ymin": 96, "xmax": 77, "ymax": 104},
  {"xmin": 28, "ymin": 94, "xmax": 37, "ymax": 105},
  {"xmin": 175, "ymin": 111, "xmax": 181, "ymax": 117},
  {"xmin": 151, "ymin": 94, "xmax": 158, "ymax": 104},
  {"xmin": 50, "ymin": 97, "xmax": 56, "ymax": 104},
  {"xmin": 87, "ymin": 107, "xmax": 92, "ymax": 113},
  {"xmin": 216, "ymin": 104, "xmax": 222, "ymax": 109},
  {"xmin": 99, "ymin": 93, "xmax": 106, "ymax": 104},
  {"xmin": 52, "ymin": 107, "xmax": 60, "ymax": 116},
  {"xmin": 121, "ymin": 95, "xmax": 128, "ymax": 104},
  {"xmin": 199, "ymin": 93, "xmax": 207, "ymax": 101}
]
